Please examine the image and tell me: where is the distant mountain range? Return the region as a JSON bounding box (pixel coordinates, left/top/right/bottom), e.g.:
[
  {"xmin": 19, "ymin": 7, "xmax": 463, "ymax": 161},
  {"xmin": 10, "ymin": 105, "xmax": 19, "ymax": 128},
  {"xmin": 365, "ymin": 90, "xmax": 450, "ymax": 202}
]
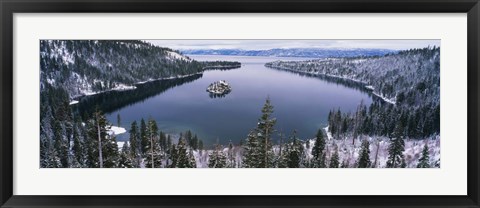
[{"xmin": 181, "ymin": 48, "xmax": 397, "ymax": 58}]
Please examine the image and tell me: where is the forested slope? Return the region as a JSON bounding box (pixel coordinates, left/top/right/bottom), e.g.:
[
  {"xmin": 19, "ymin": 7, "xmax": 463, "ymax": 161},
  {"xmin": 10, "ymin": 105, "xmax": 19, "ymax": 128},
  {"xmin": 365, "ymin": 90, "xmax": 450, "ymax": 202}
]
[{"xmin": 40, "ymin": 40, "xmax": 240, "ymax": 98}]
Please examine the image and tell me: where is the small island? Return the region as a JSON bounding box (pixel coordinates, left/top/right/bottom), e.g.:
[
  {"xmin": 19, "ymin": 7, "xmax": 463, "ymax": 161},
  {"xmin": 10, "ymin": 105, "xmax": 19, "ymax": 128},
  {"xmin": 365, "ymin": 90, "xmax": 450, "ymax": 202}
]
[{"xmin": 206, "ymin": 80, "xmax": 232, "ymax": 96}]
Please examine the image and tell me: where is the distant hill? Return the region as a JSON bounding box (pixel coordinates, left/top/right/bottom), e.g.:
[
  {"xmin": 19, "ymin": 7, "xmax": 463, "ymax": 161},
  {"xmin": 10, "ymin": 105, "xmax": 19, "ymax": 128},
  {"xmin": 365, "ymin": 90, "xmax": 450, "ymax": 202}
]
[{"xmin": 182, "ymin": 48, "xmax": 397, "ymax": 58}]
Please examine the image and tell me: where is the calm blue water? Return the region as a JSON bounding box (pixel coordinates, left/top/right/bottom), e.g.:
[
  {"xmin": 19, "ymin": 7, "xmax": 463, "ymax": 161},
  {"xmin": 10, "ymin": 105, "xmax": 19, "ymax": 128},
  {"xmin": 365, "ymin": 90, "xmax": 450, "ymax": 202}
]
[{"xmin": 105, "ymin": 55, "xmax": 373, "ymax": 147}]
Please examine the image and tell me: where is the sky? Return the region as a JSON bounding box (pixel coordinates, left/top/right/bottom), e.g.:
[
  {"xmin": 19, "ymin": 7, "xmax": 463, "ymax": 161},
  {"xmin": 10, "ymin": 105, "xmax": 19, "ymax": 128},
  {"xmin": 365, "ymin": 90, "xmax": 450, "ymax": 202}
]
[{"xmin": 144, "ymin": 40, "xmax": 440, "ymax": 51}]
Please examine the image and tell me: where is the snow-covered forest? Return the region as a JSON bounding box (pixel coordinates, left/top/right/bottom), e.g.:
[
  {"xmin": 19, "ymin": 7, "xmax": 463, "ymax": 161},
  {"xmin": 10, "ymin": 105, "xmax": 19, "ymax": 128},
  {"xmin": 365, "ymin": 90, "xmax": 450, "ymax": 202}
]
[
  {"xmin": 40, "ymin": 41, "xmax": 440, "ymax": 168},
  {"xmin": 266, "ymin": 47, "xmax": 440, "ymax": 138},
  {"xmin": 41, "ymin": 97, "xmax": 439, "ymax": 168},
  {"xmin": 40, "ymin": 40, "xmax": 240, "ymax": 99}
]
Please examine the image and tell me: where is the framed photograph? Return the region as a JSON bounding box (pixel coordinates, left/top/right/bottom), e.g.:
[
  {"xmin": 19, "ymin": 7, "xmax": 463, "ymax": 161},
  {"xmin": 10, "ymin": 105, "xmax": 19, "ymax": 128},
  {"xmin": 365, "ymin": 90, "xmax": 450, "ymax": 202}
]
[{"xmin": 1, "ymin": 0, "xmax": 479, "ymax": 207}]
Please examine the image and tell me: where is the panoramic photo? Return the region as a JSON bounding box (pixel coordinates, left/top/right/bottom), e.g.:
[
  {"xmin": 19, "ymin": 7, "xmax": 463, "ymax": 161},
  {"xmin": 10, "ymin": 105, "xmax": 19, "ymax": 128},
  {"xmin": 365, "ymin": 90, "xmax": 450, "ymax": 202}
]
[{"xmin": 40, "ymin": 39, "xmax": 440, "ymax": 168}]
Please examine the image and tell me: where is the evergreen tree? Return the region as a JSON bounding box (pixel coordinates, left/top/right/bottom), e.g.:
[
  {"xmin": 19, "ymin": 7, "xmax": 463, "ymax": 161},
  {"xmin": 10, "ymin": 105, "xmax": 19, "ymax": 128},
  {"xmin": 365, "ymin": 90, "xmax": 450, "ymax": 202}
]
[
  {"xmin": 102, "ymin": 134, "xmax": 120, "ymax": 168},
  {"xmin": 256, "ymin": 97, "xmax": 276, "ymax": 168},
  {"xmin": 208, "ymin": 144, "xmax": 228, "ymax": 168},
  {"xmin": 192, "ymin": 134, "xmax": 199, "ymax": 150},
  {"xmin": 40, "ymin": 105, "xmax": 61, "ymax": 168},
  {"xmin": 312, "ymin": 129, "xmax": 326, "ymax": 167},
  {"xmin": 176, "ymin": 138, "xmax": 196, "ymax": 168},
  {"xmin": 128, "ymin": 121, "xmax": 140, "ymax": 167},
  {"xmin": 285, "ymin": 133, "xmax": 304, "ymax": 168},
  {"xmin": 168, "ymin": 144, "xmax": 178, "ymax": 168},
  {"xmin": 417, "ymin": 144, "xmax": 430, "ymax": 168},
  {"xmin": 140, "ymin": 118, "xmax": 148, "ymax": 156},
  {"xmin": 72, "ymin": 120, "xmax": 86, "ymax": 167},
  {"xmin": 243, "ymin": 131, "xmax": 261, "ymax": 168},
  {"xmin": 386, "ymin": 123, "xmax": 406, "ymax": 168},
  {"xmin": 145, "ymin": 119, "xmax": 162, "ymax": 168},
  {"xmin": 227, "ymin": 141, "xmax": 235, "ymax": 168},
  {"xmin": 329, "ymin": 149, "xmax": 340, "ymax": 168},
  {"xmin": 86, "ymin": 108, "xmax": 110, "ymax": 168},
  {"xmin": 119, "ymin": 142, "xmax": 134, "ymax": 168},
  {"xmin": 357, "ymin": 140, "xmax": 371, "ymax": 168}
]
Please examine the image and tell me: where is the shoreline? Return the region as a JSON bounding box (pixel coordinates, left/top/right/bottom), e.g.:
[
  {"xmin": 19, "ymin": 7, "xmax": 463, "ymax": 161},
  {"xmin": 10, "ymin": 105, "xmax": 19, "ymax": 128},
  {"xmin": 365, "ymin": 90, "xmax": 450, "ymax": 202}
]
[
  {"xmin": 70, "ymin": 72, "xmax": 204, "ymax": 104},
  {"xmin": 265, "ymin": 65, "xmax": 396, "ymax": 105}
]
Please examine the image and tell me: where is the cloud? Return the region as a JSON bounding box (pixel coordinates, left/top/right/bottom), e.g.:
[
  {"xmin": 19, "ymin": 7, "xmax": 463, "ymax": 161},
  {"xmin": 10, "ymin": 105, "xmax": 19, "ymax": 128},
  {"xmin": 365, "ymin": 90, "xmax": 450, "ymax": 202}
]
[{"xmin": 145, "ymin": 40, "xmax": 440, "ymax": 51}]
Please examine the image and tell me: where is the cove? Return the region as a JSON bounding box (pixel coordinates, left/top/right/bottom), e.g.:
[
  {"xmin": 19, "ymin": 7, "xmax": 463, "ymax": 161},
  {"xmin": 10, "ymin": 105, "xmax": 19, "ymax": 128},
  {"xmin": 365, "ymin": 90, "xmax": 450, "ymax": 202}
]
[{"xmin": 77, "ymin": 55, "xmax": 374, "ymax": 148}]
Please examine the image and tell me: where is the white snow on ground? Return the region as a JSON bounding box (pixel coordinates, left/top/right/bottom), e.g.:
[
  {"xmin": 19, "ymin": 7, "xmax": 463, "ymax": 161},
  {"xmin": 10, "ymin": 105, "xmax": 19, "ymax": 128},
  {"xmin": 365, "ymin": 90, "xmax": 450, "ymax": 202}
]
[
  {"xmin": 322, "ymin": 127, "xmax": 440, "ymax": 168},
  {"xmin": 117, "ymin": 141, "xmax": 125, "ymax": 150},
  {"xmin": 372, "ymin": 92, "xmax": 396, "ymax": 105},
  {"xmin": 111, "ymin": 84, "xmax": 136, "ymax": 91},
  {"xmin": 107, "ymin": 126, "xmax": 127, "ymax": 136},
  {"xmin": 47, "ymin": 78, "xmax": 55, "ymax": 85},
  {"xmin": 69, "ymin": 100, "xmax": 79, "ymax": 105},
  {"xmin": 167, "ymin": 51, "xmax": 192, "ymax": 62},
  {"xmin": 324, "ymin": 126, "xmax": 333, "ymax": 140}
]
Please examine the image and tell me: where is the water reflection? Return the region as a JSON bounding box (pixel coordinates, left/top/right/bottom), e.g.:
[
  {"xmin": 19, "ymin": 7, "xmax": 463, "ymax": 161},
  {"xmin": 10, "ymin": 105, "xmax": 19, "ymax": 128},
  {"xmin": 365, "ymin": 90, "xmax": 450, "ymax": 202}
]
[{"xmin": 73, "ymin": 74, "xmax": 203, "ymax": 119}]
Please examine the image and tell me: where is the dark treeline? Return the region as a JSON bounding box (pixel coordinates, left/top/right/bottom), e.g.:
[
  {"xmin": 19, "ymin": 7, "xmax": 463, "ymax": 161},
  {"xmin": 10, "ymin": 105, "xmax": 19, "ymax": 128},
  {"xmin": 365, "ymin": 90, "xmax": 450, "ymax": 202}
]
[{"xmin": 328, "ymin": 100, "xmax": 440, "ymax": 140}]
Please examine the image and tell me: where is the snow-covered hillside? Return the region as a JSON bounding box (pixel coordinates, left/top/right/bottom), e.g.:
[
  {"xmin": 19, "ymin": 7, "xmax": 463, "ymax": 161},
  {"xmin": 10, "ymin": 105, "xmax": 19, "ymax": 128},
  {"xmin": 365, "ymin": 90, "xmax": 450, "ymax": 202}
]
[
  {"xmin": 265, "ymin": 47, "xmax": 440, "ymax": 107},
  {"xmin": 40, "ymin": 40, "xmax": 207, "ymax": 99}
]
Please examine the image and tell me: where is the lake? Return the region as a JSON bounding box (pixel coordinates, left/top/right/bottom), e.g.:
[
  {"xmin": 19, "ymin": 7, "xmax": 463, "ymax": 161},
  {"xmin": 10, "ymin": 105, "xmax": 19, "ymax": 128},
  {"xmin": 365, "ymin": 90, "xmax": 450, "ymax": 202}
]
[{"xmin": 96, "ymin": 55, "xmax": 374, "ymax": 148}]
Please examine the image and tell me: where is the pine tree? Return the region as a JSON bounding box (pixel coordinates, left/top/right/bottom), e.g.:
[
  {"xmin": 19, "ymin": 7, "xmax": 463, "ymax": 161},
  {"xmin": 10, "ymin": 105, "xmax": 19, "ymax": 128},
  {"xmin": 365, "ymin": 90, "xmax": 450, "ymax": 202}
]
[
  {"xmin": 102, "ymin": 134, "xmax": 120, "ymax": 168},
  {"xmin": 119, "ymin": 142, "xmax": 134, "ymax": 168},
  {"xmin": 243, "ymin": 131, "xmax": 261, "ymax": 168},
  {"xmin": 86, "ymin": 108, "xmax": 110, "ymax": 168},
  {"xmin": 128, "ymin": 121, "xmax": 140, "ymax": 167},
  {"xmin": 285, "ymin": 133, "xmax": 304, "ymax": 168},
  {"xmin": 168, "ymin": 144, "xmax": 178, "ymax": 168},
  {"xmin": 312, "ymin": 129, "xmax": 326, "ymax": 167},
  {"xmin": 386, "ymin": 123, "xmax": 406, "ymax": 168},
  {"xmin": 256, "ymin": 97, "xmax": 276, "ymax": 168},
  {"xmin": 417, "ymin": 143, "xmax": 430, "ymax": 168},
  {"xmin": 208, "ymin": 144, "xmax": 227, "ymax": 168},
  {"xmin": 329, "ymin": 149, "xmax": 340, "ymax": 168},
  {"xmin": 72, "ymin": 120, "xmax": 85, "ymax": 167},
  {"xmin": 40, "ymin": 104, "xmax": 62, "ymax": 168},
  {"xmin": 145, "ymin": 119, "xmax": 162, "ymax": 168},
  {"xmin": 176, "ymin": 138, "xmax": 196, "ymax": 168},
  {"xmin": 357, "ymin": 139, "xmax": 371, "ymax": 168},
  {"xmin": 227, "ymin": 141, "xmax": 235, "ymax": 168},
  {"xmin": 140, "ymin": 118, "xmax": 148, "ymax": 156}
]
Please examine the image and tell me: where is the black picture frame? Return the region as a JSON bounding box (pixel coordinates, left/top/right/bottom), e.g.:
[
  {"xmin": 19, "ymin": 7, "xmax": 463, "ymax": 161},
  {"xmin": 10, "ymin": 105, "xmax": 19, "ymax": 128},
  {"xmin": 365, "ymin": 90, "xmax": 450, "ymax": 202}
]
[{"xmin": 1, "ymin": 0, "xmax": 479, "ymax": 207}]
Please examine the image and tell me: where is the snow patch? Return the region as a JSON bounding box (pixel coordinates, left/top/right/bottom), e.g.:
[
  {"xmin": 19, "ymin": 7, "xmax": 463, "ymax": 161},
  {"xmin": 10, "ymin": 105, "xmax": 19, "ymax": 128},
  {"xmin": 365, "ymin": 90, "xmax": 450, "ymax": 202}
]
[
  {"xmin": 167, "ymin": 51, "xmax": 192, "ymax": 62},
  {"xmin": 108, "ymin": 126, "xmax": 127, "ymax": 136},
  {"xmin": 69, "ymin": 100, "xmax": 79, "ymax": 105},
  {"xmin": 324, "ymin": 126, "xmax": 333, "ymax": 140}
]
